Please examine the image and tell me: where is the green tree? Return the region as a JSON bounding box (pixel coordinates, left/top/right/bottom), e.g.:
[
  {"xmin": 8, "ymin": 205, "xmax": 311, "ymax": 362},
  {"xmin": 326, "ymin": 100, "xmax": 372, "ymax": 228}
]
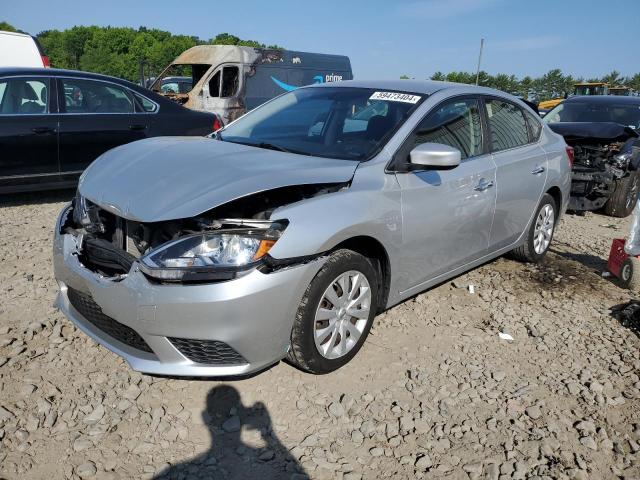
[
  {"xmin": 0, "ymin": 21, "xmax": 20, "ymax": 32},
  {"xmin": 400, "ymin": 74, "xmax": 410, "ymax": 79},
  {"xmin": 601, "ymin": 70, "xmax": 622, "ymax": 85}
]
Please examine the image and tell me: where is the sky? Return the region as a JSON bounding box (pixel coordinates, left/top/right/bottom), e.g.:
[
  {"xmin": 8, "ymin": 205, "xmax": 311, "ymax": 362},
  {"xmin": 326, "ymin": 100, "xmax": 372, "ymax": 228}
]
[{"xmin": 3, "ymin": 0, "xmax": 638, "ymax": 80}]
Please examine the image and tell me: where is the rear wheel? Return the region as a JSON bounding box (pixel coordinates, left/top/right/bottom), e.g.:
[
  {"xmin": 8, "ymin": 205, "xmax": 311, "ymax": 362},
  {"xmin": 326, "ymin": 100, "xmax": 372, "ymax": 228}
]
[
  {"xmin": 287, "ymin": 249, "xmax": 379, "ymax": 374},
  {"xmin": 603, "ymin": 171, "xmax": 640, "ymax": 218},
  {"xmin": 510, "ymin": 193, "xmax": 557, "ymax": 263}
]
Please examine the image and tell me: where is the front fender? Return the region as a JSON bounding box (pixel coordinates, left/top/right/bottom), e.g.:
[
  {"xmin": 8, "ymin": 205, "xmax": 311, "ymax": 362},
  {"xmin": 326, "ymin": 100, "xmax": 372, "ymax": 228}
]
[{"xmin": 268, "ymin": 165, "xmax": 402, "ymax": 274}]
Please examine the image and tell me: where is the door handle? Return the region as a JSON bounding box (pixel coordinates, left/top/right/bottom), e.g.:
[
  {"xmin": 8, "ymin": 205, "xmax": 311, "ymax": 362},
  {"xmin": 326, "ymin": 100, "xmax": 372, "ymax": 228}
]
[
  {"xmin": 129, "ymin": 124, "xmax": 147, "ymax": 131},
  {"xmin": 32, "ymin": 126, "xmax": 55, "ymax": 134},
  {"xmin": 474, "ymin": 179, "xmax": 494, "ymax": 192},
  {"xmin": 531, "ymin": 166, "xmax": 546, "ymax": 175}
]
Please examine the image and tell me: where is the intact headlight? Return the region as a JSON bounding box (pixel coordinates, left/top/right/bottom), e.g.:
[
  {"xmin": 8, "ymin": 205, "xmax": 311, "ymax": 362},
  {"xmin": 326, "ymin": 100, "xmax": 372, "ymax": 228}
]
[{"xmin": 139, "ymin": 228, "xmax": 282, "ymax": 282}]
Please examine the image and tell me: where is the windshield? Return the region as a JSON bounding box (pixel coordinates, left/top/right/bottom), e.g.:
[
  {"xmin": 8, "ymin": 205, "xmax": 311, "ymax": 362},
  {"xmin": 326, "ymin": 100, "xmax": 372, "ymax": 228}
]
[
  {"xmin": 218, "ymin": 87, "xmax": 424, "ymax": 161},
  {"xmin": 152, "ymin": 64, "xmax": 209, "ymax": 94},
  {"xmin": 543, "ymin": 101, "xmax": 640, "ymax": 129}
]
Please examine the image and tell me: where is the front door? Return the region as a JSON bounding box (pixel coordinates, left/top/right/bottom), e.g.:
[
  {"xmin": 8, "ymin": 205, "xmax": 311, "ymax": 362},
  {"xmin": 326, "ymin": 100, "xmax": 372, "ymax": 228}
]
[
  {"xmin": 394, "ymin": 97, "xmax": 497, "ymax": 291},
  {"xmin": 57, "ymin": 77, "xmax": 149, "ymax": 177},
  {"xmin": 202, "ymin": 64, "xmax": 242, "ymax": 124},
  {"xmin": 483, "ymin": 98, "xmax": 548, "ymax": 249},
  {"xmin": 0, "ymin": 76, "xmax": 59, "ymax": 191}
]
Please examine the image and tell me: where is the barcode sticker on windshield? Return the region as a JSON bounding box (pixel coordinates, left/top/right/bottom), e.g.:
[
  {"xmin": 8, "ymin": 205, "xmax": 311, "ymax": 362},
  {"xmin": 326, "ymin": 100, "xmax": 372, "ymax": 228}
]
[{"xmin": 369, "ymin": 92, "xmax": 421, "ymax": 103}]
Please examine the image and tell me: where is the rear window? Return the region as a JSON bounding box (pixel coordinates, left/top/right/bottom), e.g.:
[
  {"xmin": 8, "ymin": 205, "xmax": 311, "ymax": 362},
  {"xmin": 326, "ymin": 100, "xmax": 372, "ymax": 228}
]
[
  {"xmin": 524, "ymin": 109, "xmax": 543, "ymax": 142},
  {"xmin": 62, "ymin": 78, "xmax": 134, "ymax": 114},
  {"xmin": 485, "ymin": 99, "xmax": 529, "ymax": 152}
]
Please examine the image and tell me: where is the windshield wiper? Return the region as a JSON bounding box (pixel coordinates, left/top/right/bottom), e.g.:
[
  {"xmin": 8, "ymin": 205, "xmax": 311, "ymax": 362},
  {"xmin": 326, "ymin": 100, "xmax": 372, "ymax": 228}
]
[{"xmin": 255, "ymin": 142, "xmax": 293, "ymax": 153}]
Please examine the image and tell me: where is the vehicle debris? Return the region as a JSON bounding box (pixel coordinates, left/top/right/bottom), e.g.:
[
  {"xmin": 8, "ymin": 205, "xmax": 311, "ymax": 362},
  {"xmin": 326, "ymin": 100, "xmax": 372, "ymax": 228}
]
[{"xmin": 498, "ymin": 332, "xmax": 514, "ymax": 341}]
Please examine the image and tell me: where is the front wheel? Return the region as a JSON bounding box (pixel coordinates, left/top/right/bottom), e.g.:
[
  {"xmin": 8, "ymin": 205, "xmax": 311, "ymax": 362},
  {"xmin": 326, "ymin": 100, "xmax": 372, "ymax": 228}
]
[
  {"xmin": 287, "ymin": 249, "xmax": 379, "ymax": 374},
  {"xmin": 510, "ymin": 193, "xmax": 557, "ymax": 263},
  {"xmin": 603, "ymin": 171, "xmax": 640, "ymax": 218}
]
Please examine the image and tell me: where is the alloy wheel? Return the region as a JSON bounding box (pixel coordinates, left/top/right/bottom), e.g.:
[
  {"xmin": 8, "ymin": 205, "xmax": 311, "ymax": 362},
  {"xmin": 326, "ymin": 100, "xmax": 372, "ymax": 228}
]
[
  {"xmin": 313, "ymin": 270, "xmax": 371, "ymax": 359},
  {"xmin": 533, "ymin": 204, "xmax": 555, "ymax": 255}
]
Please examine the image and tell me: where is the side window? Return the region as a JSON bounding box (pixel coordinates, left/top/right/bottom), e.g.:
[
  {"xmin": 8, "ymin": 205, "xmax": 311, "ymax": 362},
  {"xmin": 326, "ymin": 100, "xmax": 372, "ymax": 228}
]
[
  {"xmin": 485, "ymin": 99, "xmax": 529, "ymax": 152},
  {"xmin": 523, "ymin": 109, "xmax": 542, "ymax": 142},
  {"xmin": 208, "ymin": 71, "xmax": 220, "ymax": 98},
  {"xmin": 221, "ymin": 66, "xmax": 239, "ymax": 97},
  {"xmin": 61, "ymin": 78, "xmax": 134, "ymax": 114},
  {"xmin": 133, "ymin": 92, "xmax": 158, "ymax": 113},
  {"xmin": 413, "ymin": 98, "xmax": 483, "ymax": 159},
  {"xmin": 0, "ymin": 78, "xmax": 48, "ymax": 114}
]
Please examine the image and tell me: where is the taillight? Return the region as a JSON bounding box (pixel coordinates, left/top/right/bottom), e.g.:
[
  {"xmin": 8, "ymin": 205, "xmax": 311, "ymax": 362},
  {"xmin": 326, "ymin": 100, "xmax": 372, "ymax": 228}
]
[
  {"xmin": 41, "ymin": 55, "xmax": 50, "ymax": 67},
  {"xmin": 212, "ymin": 117, "xmax": 222, "ymax": 132},
  {"xmin": 565, "ymin": 146, "xmax": 574, "ymax": 167}
]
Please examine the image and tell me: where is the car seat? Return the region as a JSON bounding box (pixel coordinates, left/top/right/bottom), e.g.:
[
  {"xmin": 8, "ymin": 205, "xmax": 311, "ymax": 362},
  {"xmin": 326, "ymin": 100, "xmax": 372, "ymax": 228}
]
[
  {"xmin": 366, "ymin": 115, "xmax": 395, "ymax": 142},
  {"xmin": 18, "ymin": 82, "xmax": 45, "ymax": 114}
]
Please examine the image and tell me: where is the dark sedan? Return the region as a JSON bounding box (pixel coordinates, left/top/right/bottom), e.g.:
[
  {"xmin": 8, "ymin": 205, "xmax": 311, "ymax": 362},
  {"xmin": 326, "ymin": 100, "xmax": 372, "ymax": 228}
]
[
  {"xmin": 543, "ymin": 95, "xmax": 640, "ymax": 217},
  {"xmin": 0, "ymin": 68, "xmax": 220, "ymax": 193}
]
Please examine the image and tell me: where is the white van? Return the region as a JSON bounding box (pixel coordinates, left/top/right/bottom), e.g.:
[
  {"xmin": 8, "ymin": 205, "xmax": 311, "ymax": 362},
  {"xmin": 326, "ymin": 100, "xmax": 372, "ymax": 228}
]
[{"xmin": 0, "ymin": 31, "xmax": 49, "ymax": 68}]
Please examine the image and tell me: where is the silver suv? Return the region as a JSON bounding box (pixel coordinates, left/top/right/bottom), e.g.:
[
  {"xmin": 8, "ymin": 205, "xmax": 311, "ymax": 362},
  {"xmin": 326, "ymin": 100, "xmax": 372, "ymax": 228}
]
[{"xmin": 53, "ymin": 80, "xmax": 572, "ymax": 376}]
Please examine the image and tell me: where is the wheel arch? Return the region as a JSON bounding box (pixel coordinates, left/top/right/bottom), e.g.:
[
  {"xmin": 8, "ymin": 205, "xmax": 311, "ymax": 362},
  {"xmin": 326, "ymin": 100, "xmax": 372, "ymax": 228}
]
[
  {"xmin": 546, "ymin": 185, "xmax": 563, "ymax": 217},
  {"xmin": 329, "ymin": 235, "xmax": 391, "ymax": 313}
]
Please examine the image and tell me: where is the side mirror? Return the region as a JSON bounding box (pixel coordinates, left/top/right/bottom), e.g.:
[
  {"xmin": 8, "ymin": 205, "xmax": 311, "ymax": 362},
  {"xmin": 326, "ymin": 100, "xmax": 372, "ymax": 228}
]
[{"xmin": 409, "ymin": 143, "xmax": 461, "ymax": 169}]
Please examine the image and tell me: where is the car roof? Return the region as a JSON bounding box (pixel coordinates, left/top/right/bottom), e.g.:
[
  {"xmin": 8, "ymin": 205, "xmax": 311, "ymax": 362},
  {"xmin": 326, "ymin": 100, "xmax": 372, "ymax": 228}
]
[
  {"xmin": 564, "ymin": 95, "xmax": 640, "ymax": 106},
  {"xmin": 307, "ymin": 79, "xmax": 508, "ymax": 97},
  {"xmin": 0, "ymin": 67, "xmax": 137, "ymax": 86}
]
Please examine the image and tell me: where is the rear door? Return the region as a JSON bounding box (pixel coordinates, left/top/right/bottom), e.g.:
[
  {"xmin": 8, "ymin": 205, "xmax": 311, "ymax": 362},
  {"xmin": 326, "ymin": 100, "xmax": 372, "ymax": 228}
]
[
  {"xmin": 57, "ymin": 77, "xmax": 150, "ymax": 175},
  {"xmin": 0, "ymin": 76, "xmax": 59, "ymax": 191},
  {"xmin": 484, "ymin": 98, "xmax": 548, "ymax": 250}
]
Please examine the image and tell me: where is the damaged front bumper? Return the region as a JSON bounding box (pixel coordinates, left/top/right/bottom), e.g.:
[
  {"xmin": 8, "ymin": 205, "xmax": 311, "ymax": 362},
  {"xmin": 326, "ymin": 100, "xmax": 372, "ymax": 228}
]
[{"xmin": 53, "ymin": 204, "xmax": 325, "ymax": 377}]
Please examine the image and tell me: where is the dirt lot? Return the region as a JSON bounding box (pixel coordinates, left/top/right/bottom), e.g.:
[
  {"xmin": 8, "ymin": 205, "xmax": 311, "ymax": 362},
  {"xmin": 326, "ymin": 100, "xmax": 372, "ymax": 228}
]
[{"xmin": 0, "ymin": 191, "xmax": 639, "ymax": 480}]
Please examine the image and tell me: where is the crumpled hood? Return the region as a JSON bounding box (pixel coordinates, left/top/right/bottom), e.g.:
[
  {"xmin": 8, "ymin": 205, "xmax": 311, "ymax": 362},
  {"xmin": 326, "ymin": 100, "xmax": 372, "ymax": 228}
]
[
  {"xmin": 79, "ymin": 136, "xmax": 358, "ymax": 222},
  {"xmin": 547, "ymin": 122, "xmax": 639, "ymax": 143}
]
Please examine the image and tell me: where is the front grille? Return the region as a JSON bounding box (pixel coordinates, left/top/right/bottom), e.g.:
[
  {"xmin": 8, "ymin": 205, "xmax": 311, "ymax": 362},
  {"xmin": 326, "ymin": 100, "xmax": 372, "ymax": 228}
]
[
  {"xmin": 168, "ymin": 337, "xmax": 246, "ymax": 365},
  {"xmin": 67, "ymin": 288, "xmax": 153, "ymax": 354}
]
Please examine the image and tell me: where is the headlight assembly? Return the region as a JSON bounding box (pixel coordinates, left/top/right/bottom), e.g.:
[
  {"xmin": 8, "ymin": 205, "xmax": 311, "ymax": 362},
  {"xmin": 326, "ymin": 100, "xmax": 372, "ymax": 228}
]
[{"xmin": 139, "ymin": 227, "xmax": 283, "ymax": 282}]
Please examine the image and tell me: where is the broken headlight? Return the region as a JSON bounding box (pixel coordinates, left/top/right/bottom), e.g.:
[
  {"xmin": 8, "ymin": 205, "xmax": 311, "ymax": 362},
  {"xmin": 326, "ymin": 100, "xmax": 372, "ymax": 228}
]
[
  {"xmin": 72, "ymin": 192, "xmax": 104, "ymax": 234},
  {"xmin": 138, "ymin": 229, "xmax": 282, "ymax": 282}
]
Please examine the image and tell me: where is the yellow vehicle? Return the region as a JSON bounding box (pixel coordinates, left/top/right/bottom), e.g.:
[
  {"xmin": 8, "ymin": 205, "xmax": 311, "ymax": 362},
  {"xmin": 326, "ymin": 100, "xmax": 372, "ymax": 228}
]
[
  {"xmin": 609, "ymin": 85, "xmax": 635, "ymax": 96},
  {"xmin": 573, "ymin": 82, "xmax": 609, "ymax": 96},
  {"xmin": 538, "ymin": 82, "xmax": 611, "ymax": 111}
]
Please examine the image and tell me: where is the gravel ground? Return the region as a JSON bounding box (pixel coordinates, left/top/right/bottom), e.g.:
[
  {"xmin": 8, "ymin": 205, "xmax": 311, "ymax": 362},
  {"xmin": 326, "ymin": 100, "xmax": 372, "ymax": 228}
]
[{"xmin": 0, "ymin": 191, "xmax": 639, "ymax": 480}]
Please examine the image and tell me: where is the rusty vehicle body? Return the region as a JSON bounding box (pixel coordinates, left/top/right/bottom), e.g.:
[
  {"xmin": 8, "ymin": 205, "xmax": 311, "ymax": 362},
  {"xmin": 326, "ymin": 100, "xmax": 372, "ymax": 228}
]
[{"xmin": 150, "ymin": 45, "xmax": 352, "ymax": 125}]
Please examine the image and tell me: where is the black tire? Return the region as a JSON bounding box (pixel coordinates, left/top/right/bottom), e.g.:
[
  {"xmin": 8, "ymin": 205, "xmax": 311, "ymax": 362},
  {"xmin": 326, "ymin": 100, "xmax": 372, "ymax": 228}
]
[
  {"xmin": 619, "ymin": 257, "xmax": 640, "ymax": 292},
  {"xmin": 510, "ymin": 193, "xmax": 557, "ymax": 263},
  {"xmin": 603, "ymin": 171, "xmax": 640, "ymax": 218},
  {"xmin": 287, "ymin": 249, "xmax": 379, "ymax": 374}
]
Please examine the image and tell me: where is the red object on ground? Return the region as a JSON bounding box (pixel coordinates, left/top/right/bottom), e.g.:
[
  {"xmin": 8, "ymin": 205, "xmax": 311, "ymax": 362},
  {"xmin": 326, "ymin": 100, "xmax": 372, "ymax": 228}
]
[{"xmin": 608, "ymin": 238, "xmax": 629, "ymax": 278}]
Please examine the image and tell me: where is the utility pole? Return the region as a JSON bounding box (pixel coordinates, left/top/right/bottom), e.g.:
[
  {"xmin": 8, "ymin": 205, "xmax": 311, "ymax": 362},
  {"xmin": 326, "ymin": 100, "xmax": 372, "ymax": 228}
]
[{"xmin": 475, "ymin": 38, "xmax": 484, "ymax": 86}]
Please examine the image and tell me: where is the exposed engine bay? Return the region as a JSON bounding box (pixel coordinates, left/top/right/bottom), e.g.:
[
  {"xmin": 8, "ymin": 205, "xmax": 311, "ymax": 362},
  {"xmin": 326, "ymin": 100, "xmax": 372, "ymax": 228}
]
[
  {"xmin": 62, "ymin": 183, "xmax": 346, "ymax": 281},
  {"xmin": 548, "ymin": 122, "xmax": 640, "ymax": 213}
]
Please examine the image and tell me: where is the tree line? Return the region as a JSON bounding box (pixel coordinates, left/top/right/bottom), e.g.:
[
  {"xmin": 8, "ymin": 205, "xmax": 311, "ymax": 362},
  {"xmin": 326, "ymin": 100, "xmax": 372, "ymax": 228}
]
[
  {"xmin": 1, "ymin": 21, "xmax": 282, "ymax": 83},
  {"xmin": 401, "ymin": 70, "xmax": 640, "ymax": 102},
  {"xmin": 3, "ymin": 21, "xmax": 639, "ymax": 100}
]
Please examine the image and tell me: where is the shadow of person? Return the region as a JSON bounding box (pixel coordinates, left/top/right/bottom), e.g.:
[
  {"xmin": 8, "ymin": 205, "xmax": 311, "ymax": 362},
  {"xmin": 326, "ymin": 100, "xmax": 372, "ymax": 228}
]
[{"xmin": 154, "ymin": 385, "xmax": 307, "ymax": 480}]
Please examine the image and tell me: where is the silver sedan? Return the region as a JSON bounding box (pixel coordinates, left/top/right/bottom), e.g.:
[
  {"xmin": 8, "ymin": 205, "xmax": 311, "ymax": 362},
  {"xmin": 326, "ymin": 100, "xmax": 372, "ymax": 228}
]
[{"xmin": 53, "ymin": 80, "xmax": 572, "ymax": 376}]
